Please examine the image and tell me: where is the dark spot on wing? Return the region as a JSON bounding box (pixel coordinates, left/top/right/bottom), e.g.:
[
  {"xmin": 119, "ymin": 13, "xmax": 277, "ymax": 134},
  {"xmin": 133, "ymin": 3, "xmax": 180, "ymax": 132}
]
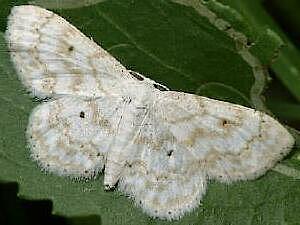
[
  {"xmin": 68, "ymin": 45, "xmax": 74, "ymax": 52},
  {"xmin": 80, "ymin": 111, "xmax": 85, "ymax": 118},
  {"xmin": 222, "ymin": 119, "xmax": 229, "ymax": 126},
  {"xmin": 167, "ymin": 150, "xmax": 174, "ymax": 157}
]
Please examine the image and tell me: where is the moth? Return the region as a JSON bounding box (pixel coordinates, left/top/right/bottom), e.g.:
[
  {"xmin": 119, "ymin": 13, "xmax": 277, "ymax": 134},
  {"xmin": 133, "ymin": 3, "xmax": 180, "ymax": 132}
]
[{"xmin": 5, "ymin": 5, "xmax": 294, "ymax": 220}]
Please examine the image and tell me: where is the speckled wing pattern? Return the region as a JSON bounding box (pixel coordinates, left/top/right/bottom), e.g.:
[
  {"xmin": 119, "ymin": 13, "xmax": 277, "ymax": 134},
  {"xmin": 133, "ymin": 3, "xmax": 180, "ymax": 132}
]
[
  {"xmin": 5, "ymin": 4, "xmax": 137, "ymax": 99},
  {"xmin": 6, "ymin": 5, "xmax": 295, "ymax": 220},
  {"xmin": 27, "ymin": 96, "xmax": 123, "ymax": 177}
]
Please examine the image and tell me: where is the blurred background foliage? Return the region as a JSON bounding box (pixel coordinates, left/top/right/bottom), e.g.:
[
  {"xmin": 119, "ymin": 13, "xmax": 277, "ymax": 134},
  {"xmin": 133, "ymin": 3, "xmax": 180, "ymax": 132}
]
[{"xmin": 0, "ymin": 0, "xmax": 300, "ymax": 225}]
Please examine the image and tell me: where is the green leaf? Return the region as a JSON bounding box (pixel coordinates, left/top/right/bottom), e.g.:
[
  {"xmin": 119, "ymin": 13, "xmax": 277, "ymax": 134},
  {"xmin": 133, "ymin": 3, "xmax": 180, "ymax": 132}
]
[
  {"xmin": 1, "ymin": 1, "xmax": 300, "ymax": 225},
  {"xmin": 219, "ymin": 0, "xmax": 300, "ymax": 102},
  {"xmin": 28, "ymin": 0, "xmax": 108, "ymax": 9}
]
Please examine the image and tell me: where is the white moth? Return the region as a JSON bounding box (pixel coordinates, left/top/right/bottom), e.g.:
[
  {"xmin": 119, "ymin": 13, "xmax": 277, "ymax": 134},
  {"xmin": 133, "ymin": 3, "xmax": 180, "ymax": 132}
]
[{"xmin": 5, "ymin": 5, "xmax": 295, "ymax": 220}]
